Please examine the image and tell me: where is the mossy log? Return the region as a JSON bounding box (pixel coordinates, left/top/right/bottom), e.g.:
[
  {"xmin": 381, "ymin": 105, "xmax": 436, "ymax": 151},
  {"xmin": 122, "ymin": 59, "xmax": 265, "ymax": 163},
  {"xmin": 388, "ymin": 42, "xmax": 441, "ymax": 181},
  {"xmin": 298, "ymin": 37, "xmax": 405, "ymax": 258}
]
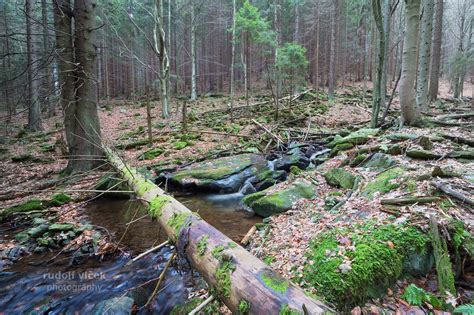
[
  {"xmin": 104, "ymin": 147, "xmax": 331, "ymax": 314},
  {"xmin": 380, "ymin": 196, "xmax": 440, "ymax": 205}
]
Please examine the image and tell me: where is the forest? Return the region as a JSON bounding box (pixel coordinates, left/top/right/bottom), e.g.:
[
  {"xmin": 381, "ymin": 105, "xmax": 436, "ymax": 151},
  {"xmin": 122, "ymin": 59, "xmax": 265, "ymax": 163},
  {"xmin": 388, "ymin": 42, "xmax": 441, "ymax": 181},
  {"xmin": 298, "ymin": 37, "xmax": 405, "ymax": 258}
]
[{"xmin": 0, "ymin": 0, "xmax": 473, "ymax": 313}]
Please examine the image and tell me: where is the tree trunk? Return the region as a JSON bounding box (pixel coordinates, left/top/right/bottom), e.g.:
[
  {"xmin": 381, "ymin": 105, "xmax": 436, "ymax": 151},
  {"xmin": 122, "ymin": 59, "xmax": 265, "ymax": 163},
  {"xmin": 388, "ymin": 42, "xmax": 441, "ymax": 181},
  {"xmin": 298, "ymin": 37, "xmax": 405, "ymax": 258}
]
[
  {"xmin": 371, "ymin": 0, "xmax": 385, "ymax": 128},
  {"xmin": 66, "ymin": 0, "xmax": 103, "ymax": 173},
  {"xmin": 154, "ymin": 0, "xmax": 170, "ymax": 118},
  {"xmin": 26, "ymin": 0, "xmax": 43, "ymax": 132},
  {"xmin": 428, "ymin": 0, "xmax": 444, "ymax": 101},
  {"xmin": 190, "ymin": 2, "xmax": 197, "ymax": 101},
  {"xmin": 416, "ymin": 0, "xmax": 434, "ymax": 111},
  {"xmin": 41, "ymin": 0, "xmax": 54, "ymax": 117},
  {"xmin": 104, "ymin": 148, "xmax": 332, "ymax": 315},
  {"xmin": 53, "ymin": 0, "xmax": 75, "ymax": 149},
  {"xmin": 399, "ymin": 0, "xmax": 422, "ymax": 126},
  {"xmin": 380, "ymin": 0, "xmax": 391, "ymax": 105},
  {"xmin": 328, "ymin": 0, "xmax": 338, "ymax": 100},
  {"xmin": 229, "ymin": 0, "xmax": 236, "ymax": 122}
]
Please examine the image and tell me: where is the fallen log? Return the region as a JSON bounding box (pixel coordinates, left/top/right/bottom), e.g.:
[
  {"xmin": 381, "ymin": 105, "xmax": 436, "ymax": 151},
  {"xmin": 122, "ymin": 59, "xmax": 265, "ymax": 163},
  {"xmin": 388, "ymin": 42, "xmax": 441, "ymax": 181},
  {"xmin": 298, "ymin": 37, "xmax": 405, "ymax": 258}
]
[
  {"xmin": 431, "ymin": 181, "xmax": 474, "ymax": 207},
  {"xmin": 104, "ymin": 147, "xmax": 331, "ymax": 314},
  {"xmin": 380, "ymin": 197, "xmax": 441, "ymax": 205},
  {"xmin": 440, "ymin": 134, "xmax": 474, "ymax": 147}
]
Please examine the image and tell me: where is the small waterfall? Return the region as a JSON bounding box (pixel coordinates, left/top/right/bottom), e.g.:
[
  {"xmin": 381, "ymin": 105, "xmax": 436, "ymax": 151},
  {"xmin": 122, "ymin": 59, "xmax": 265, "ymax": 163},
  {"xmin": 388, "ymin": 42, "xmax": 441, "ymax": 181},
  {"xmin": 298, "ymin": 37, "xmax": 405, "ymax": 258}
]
[{"xmin": 309, "ymin": 148, "xmax": 331, "ymax": 161}]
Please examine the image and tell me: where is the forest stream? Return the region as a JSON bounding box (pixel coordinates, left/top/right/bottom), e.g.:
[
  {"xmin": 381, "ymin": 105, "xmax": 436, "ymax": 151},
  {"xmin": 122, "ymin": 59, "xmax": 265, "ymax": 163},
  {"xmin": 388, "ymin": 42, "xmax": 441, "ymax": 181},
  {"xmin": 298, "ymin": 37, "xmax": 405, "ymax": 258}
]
[{"xmin": 0, "ymin": 193, "xmax": 260, "ymax": 313}]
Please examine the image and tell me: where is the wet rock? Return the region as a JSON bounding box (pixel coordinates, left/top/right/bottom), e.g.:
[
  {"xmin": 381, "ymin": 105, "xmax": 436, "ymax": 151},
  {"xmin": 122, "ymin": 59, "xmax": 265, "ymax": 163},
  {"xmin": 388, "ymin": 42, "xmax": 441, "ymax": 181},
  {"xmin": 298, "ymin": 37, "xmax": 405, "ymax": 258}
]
[
  {"xmin": 251, "ymin": 169, "xmax": 287, "ymax": 191},
  {"xmin": 32, "ymin": 218, "xmax": 48, "ymax": 225},
  {"xmin": 15, "ymin": 232, "xmax": 30, "ymax": 243},
  {"xmin": 27, "ymin": 224, "xmax": 50, "ymax": 238},
  {"xmin": 359, "ymin": 153, "xmax": 396, "ymax": 170},
  {"xmin": 167, "ymin": 153, "xmax": 267, "ymax": 192},
  {"xmin": 6, "ymin": 246, "xmax": 29, "ymax": 261},
  {"xmin": 328, "ymin": 128, "xmax": 379, "ymax": 148},
  {"xmin": 273, "ymin": 147, "xmax": 310, "ymax": 171},
  {"xmin": 91, "ymin": 296, "xmax": 134, "ymax": 315},
  {"xmin": 243, "ymin": 180, "xmax": 316, "ymax": 217},
  {"xmin": 324, "ymin": 168, "xmax": 356, "ymax": 189},
  {"xmin": 48, "ymin": 223, "xmax": 75, "ymax": 232}
]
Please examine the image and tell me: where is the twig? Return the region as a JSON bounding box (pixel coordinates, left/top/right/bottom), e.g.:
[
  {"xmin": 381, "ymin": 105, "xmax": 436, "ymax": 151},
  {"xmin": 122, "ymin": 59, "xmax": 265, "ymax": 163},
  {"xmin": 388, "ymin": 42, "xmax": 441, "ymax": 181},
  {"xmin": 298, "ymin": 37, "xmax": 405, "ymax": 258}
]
[
  {"xmin": 241, "ymin": 225, "xmax": 256, "ymax": 246},
  {"xmin": 128, "ymin": 240, "xmax": 170, "ymax": 265},
  {"xmin": 144, "ymin": 251, "xmax": 176, "ymax": 308},
  {"xmin": 189, "ymin": 295, "xmax": 215, "ymax": 315},
  {"xmin": 431, "ymin": 181, "xmax": 474, "ymax": 207}
]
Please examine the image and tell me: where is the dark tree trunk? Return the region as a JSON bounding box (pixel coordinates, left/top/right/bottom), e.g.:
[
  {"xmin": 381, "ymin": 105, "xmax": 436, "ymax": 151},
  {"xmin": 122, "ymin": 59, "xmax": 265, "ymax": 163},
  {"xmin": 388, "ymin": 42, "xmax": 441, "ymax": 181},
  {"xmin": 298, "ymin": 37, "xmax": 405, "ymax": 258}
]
[{"xmin": 26, "ymin": 0, "xmax": 43, "ymax": 132}]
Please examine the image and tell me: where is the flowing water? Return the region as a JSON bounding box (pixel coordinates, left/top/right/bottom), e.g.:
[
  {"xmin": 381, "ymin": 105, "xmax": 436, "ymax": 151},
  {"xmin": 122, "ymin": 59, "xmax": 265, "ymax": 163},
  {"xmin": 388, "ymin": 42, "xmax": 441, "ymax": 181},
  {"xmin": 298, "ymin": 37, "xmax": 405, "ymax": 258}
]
[{"xmin": 0, "ymin": 193, "xmax": 260, "ymax": 314}]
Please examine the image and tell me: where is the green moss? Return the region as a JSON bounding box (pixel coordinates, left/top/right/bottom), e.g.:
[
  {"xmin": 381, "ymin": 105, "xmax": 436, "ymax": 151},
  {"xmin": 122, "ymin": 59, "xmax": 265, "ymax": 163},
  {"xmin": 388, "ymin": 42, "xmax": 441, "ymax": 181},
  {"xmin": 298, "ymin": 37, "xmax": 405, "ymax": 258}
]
[
  {"xmin": 303, "ymin": 222, "xmax": 429, "ymax": 310},
  {"xmin": 263, "ymin": 255, "xmax": 275, "ymax": 265},
  {"xmin": 167, "ymin": 212, "xmax": 193, "ymax": 237},
  {"xmin": 173, "ymin": 141, "xmax": 190, "ymax": 150},
  {"xmin": 215, "ymin": 260, "xmax": 236, "ymax": 298},
  {"xmin": 238, "ymin": 300, "xmax": 250, "ymax": 314},
  {"xmin": 170, "ymin": 298, "xmax": 202, "ymax": 315},
  {"xmin": 228, "ymin": 242, "xmax": 237, "ymax": 249},
  {"xmin": 211, "ymin": 245, "xmax": 226, "ymax": 260},
  {"xmin": 405, "ymin": 179, "xmax": 417, "ymax": 193},
  {"xmin": 242, "ymin": 191, "xmax": 266, "ymax": 205},
  {"xmin": 136, "ymin": 180, "xmax": 156, "ymax": 196},
  {"xmin": 290, "ymin": 165, "xmax": 303, "ymax": 175},
  {"xmin": 279, "ymin": 304, "xmax": 301, "ymax": 315},
  {"xmin": 139, "ymin": 147, "xmax": 164, "ymax": 160},
  {"xmin": 48, "ymin": 193, "xmax": 72, "ymax": 206},
  {"xmin": 260, "ymin": 269, "xmax": 289, "ymax": 294},
  {"xmin": 197, "ymin": 235, "xmax": 209, "ymax": 256},
  {"xmin": 2, "ymin": 199, "xmax": 45, "ymax": 219},
  {"xmin": 149, "ymin": 196, "xmax": 172, "ymax": 218},
  {"xmin": 363, "ymin": 167, "xmax": 405, "ymax": 199},
  {"xmin": 324, "ymin": 168, "xmax": 356, "ymax": 189}
]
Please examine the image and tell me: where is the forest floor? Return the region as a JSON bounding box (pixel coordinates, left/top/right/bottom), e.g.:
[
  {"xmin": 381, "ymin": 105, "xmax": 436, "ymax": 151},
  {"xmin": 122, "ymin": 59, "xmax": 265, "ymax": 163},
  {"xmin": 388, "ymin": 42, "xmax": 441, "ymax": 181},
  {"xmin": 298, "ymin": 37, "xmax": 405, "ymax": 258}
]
[{"xmin": 0, "ymin": 81, "xmax": 473, "ymax": 313}]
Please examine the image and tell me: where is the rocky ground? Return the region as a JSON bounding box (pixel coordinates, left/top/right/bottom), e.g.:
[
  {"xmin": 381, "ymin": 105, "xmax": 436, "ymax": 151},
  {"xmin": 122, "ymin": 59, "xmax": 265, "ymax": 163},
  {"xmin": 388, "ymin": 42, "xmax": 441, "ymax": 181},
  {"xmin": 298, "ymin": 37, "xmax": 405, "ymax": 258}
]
[{"xmin": 0, "ymin": 84, "xmax": 473, "ymax": 313}]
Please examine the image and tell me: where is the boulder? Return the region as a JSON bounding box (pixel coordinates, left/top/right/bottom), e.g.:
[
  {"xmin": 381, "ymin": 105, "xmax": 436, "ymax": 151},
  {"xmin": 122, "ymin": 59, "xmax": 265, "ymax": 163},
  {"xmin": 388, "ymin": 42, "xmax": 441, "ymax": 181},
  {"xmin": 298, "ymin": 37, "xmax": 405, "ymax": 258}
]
[
  {"xmin": 167, "ymin": 154, "xmax": 267, "ymax": 192},
  {"xmin": 359, "ymin": 153, "xmax": 396, "ymax": 170},
  {"xmin": 406, "ymin": 150, "xmax": 442, "ymax": 160},
  {"xmin": 243, "ymin": 180, "xmax": 316, "ymax": 217},
  {"xmin": 251, "ymin": 169, "xmax": 287, "ymax": 191},
  {"xmin": 48, "ymin": 223, "xmax": 75, "ymax": 232},
  {"xmin": 328, "ymin": 128, "xmax": 379, "ymax": 148},
  {"xmin": 273, "ymin": 147, "xmax": 310, "ymax": 172},
  {"xmin": 27, "ymin": 224, "xmax": 50, "ymax": 238},
  {"xmin": 324, "ymin": 168, "xmax": 356, "ymax": 189},
  {"xmin": 363, "ymin": 167, "xmax": 405, "ymax": 199}
]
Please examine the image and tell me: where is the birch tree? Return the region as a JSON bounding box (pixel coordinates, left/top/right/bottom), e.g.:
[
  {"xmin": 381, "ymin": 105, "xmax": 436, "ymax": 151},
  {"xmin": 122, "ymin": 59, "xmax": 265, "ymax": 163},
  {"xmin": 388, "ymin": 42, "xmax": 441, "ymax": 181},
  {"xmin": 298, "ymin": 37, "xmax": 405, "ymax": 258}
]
[
  {"xmin": 415, "ymin": 0, "xmax": 434, "ymax": 111},
  {"xmin": 399, "ymin": 0, "xmax": 422, "ymax": 126}
]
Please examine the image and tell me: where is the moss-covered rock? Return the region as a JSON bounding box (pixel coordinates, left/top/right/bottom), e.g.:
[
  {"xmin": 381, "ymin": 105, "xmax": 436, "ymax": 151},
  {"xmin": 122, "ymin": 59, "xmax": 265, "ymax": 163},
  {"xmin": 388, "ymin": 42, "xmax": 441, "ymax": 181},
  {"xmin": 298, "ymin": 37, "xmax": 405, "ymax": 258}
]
[
  {"xmin": 303, "ymin": 222, "xmax": 429, "ymax": 310},
  {"xmin": 324, "ymin": 168, "xmax": 356, "ymax": 189},
  {"xmin": 328, "ymin": 128, "xmax": 379, "ymax": 148},
  {"xmin": 448, "ymin": 149, "xmax": 474, "ymax": 160},
  {"xmin": 48, "ymin": 223, "xmax": 75, "ymax": 232},
  {"xmin": 243, "ymin": 180, "xmax": 316, "ymax": 217},
  {"xmin": 251, "ymin": 169, "xmax": 287, "ymax": 191},
  {"xmin": 138, "ymin": 147, "xmax": 164, "ymax": 160},
  {"xmin": 406, "ymin": 149, "xmax": 442, "ymax": 160},
  {"xmin": 173, "ymin": 141, "xmax": 191, "ymax": 150},
  {"xmin": 363, "ymin": 167, "xmax": 405, "ymax": 199},
  {"xmin": 168, "ymin": 154, "xmax": 266, "ymax": 192},
  {"xmin": 47, "ymin": 194, "xmax": 72, "ymax": 206},
  {"xmin": 27, "ymin": 224, "xmax": 50, "ymax": 238},
  {"xmin": 359, "ymin": 153, "xmax": 396, "ymax": 170},
  {"xmin": 1, "ymin": 199, "xmax": 45, "ymax": 220},
  {"xmin": 385, "ymin": 133, "xmax": 419, "ymax": 141}
]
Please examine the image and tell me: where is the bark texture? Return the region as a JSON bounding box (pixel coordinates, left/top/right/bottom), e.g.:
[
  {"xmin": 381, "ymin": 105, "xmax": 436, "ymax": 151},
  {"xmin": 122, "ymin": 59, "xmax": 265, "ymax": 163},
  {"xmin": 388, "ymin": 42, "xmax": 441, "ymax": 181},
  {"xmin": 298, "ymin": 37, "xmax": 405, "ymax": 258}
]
[
  {"xmin": 26, "ymin": 0, "xmax": 43, "ymax": 132},
  {"xmin": 104, "ymin": 147, "xmax": 332, "ymax": 315},
  {"xmin": 68, "ymin": 0, "xmax": 103, "ymax": 172},
  {"xmin": 154, "ymin": 0, "xmax": 170, "ymax": 118},
  {"xmin": 399, "ymin": 0, "xmax": 421, "ymax": 126},
  {"xmin": 416, "ymin": 0, "xmax": 434, "ymax": 111},
  {"xmin": 428, "ymin": 0, "xmax": 444, "ymax": 101}
]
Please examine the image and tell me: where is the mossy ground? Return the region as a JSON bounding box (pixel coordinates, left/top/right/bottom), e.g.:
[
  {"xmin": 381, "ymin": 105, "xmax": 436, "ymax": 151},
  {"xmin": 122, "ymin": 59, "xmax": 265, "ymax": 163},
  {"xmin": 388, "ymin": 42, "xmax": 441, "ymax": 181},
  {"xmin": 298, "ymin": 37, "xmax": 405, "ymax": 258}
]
[{"xmin": 303, "ymin": 222, "xmax": 429, "ymax": 310}]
